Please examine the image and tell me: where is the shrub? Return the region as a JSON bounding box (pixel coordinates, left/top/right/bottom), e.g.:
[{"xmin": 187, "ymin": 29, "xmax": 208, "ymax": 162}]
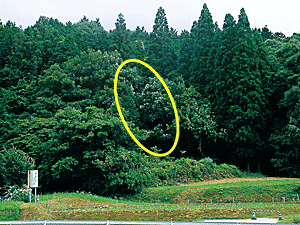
[
  {"xmin": 1, "ymin": 184, "xmax": 35, "ymax": 203},
  {"xmin": 0, "ymin": 145, "xmax": 35, "ymax": 187},
  {"xmin": 66, "ymin": 149, "xmax": 244, "ymax": 198},
  {"xmin": 200, "ymin": 157, "xmax": 214, "ymax": 164}
]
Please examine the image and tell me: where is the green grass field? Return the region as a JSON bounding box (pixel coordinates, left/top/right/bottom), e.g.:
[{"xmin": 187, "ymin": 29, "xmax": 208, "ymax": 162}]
[
  {"xmin": 0, "ymin": 201, "xmax": 23, "ymax": 221},
  {"xmin": 1, "ymin": 176, "xmax": 300, "ymax": 223},
  {"xmin": 126, "ymin": 177, "xmax": 300, "ymax": 204}
]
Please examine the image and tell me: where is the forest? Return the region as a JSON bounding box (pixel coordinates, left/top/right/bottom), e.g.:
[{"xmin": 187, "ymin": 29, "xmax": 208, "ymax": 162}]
[{"xmin": 0, "ymin": 3, "xmax": 300, "ymax": 197}]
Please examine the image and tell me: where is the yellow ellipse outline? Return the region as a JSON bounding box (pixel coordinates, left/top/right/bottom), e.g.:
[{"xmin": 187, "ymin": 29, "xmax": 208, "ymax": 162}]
[{"xmin": 114, "ymin": 59, "xmax": 180, "ymax": 157}]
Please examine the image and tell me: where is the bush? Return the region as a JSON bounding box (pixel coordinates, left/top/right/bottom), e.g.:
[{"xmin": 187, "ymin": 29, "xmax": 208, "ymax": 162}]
[
  {"xmin": 0, "ymin": 145, "xmax": 35, "ymax": 187},
  {"xmin": 200, "ymin": 157, "xmax": 214, "ymax": 164},
  {"xmin": 1, "ymin": 184, "xmax": 35, "ymax": 203},
  {"xmin": 146, "ymin": 156, "xmax": 243, "ymax": 187},
  {"xmin": 51, "ymin": 148, "xmax": 244, "ymax": 198},
  {"xmin": 93, "ymin": 150, "xmax": 160, "ymax": 197}
]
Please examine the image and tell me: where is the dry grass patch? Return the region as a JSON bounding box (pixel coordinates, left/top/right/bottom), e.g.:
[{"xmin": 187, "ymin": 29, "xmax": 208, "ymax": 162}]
[
  {"xmin": 19, "ymin": 202, "xmax": 53, "ymax": 220},
  {"xmin": 18, "ymin": 197, "xmax": 300, "ymax": 224},
  {"xmin": 177, "ymin": 177, "xmax": 297, "ymax": 187},
  {"xmin": 50, "ymin": 208, "xmax": 247, "ymax": 221}
]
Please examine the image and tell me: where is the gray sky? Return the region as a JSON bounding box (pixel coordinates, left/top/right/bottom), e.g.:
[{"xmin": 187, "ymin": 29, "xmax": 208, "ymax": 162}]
[{"xmin": 1, "ymin": 0, "xmax": 299, "ymax": 37}]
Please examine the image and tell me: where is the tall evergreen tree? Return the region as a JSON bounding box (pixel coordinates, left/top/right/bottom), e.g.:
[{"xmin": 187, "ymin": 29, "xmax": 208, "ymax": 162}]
[
  {"xmin": 3, "ymin": 16, "xmax": 79, "ymax": 86},
  {"xmin": 128, "ymin": 26, "xmax": 149, "ymax": 61},
  {"xmin": 189, "ymin": 3, "xmax": 215, "ymax": 95},
  {"xmin": 176, "ymin": 20, "xmax": 198, "ymax": 87},
  {"xmin": 152, "ymin": 7, "xmax": 169, "ymax": 37},
  {"xmin": 260, "ymin": 25, "xmax": 273, "ymax": 42},
  {"xmin": 0, "ymin": 21, "xmax": 21, "ymax": 87},
  {"xmin": 236, "ymin": 8, "xmax": 251, "ymax": 32},
  {"xmin": 177, "ymin": 30, "xmax": 194, "ymax": 86},
  {"xmin": 72, "ymin": 16, "xmax": 108, "ymax": 53},
  {"xmin": 108, "ymin": 13, "xmax": 130, "ymax": 59},
  {"xmin": 266, "ymin": 35, "xmax": 300, "ymax": 176},
  {"xmin": 0, "ymin": 21, "xmax": 20, "ymax": 70},
  {"xmin": 148, "ymin": 7, "xmax": 177, "ymax": 80},
  {"xmin": 269, "ymin": 76, "xmax": 300, "ymax": 177},
  {"xmin": 206, "ymin": 9, "xmax": 272, "ymax": 171}
]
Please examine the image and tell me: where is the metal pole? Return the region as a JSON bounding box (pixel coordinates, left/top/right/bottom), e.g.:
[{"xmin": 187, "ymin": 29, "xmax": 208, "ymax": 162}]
[
  {"xmin": 28, "ymin": 170, "xmax": 30, "ymax": 203},
  {"xmin": 35, "ymin": 188, "xmax": 37, "ymax": 203},
  {"xmin": 29, "ymin": 188, "xmax": 32, "ymax": 203},
  {"xmin": 28, "ymin": 170, "xmax": 29, "ymax": 187}
]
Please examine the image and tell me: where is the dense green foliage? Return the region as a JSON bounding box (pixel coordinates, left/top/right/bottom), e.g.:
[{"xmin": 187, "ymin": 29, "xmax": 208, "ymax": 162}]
[
  {"xmin": 1, "ymin": 3, "xmax": 300, "ymax": 198},
  {"xmin": 0, "ymin": 145, "xmax": 35, "ymax": 187}
]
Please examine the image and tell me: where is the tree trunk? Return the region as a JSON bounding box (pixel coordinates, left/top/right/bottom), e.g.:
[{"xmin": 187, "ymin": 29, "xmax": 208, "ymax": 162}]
[
  {"xmin": 233, "ymin": 154, "xmax": 236, "ymax": 166},
  {"xmin": 199, "ymin": 137, "xmax": 204, "ymax": 158},
  {"xmin": 247, "ymin": 161, "xmax": 251, "ymax": 172}
]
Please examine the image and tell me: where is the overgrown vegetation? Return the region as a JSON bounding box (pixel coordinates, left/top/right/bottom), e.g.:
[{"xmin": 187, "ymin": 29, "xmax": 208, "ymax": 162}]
[
  {"xmin": 0, "ymin": 185, "xmax": 35, "ymax": 203},
  {"xmin": 1, "ymin": 2, "xmax": 300, "ymax": 198}
]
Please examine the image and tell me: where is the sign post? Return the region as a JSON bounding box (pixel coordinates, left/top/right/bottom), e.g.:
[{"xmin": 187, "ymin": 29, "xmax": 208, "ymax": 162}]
[
  {"xmin": 27, "ymin": 170, "xmax": 31, "ymax": 203},
  {"xmin": 28, "ymin": 170, "xmax": 38, "ymax": 203}
]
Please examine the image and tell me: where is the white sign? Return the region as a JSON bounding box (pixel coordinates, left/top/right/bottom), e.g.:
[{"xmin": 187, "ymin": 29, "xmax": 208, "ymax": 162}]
[{"xmin": 29, "ymin": 170, "xmax": 38, "ymax": 187}]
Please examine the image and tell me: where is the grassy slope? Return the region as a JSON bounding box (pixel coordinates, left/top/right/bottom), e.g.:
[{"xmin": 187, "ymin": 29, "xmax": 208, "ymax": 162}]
[
  {"xmin": 0, "ymin": 201, "xmax": 23, "ymax": 221},
  {"xmin": 2, "ymin": 177, "xmax": 300, "ymax": 224},
  {"xmin": 126, "ymin": 177, "xmax": 300, "ymax": 204}
]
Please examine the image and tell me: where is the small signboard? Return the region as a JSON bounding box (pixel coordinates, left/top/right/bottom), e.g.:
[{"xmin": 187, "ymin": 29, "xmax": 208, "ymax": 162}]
[
  {"xmin": 29, "ymin": 170, "xmax": 38, "ymax": 187},
  {"xmin": 27, "ymin": 170, "xmax": 38, "ymax": 203}
]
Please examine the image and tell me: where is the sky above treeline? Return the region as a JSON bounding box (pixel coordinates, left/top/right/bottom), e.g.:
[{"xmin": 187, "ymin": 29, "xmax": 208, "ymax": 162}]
[{"xmin": 1, "ymin": 0, "xmax": 299, "ymax": 37}]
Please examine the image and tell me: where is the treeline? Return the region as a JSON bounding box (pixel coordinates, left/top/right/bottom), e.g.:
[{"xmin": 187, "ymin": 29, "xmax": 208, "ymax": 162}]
[{"xmin": 0, "ymin": 4, "xmax": 299, "ymax": 196}]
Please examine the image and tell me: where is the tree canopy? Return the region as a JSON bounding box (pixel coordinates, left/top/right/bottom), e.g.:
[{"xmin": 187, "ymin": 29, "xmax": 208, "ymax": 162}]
[{"xmin": 1, "ymin": 4, "xmax": 299, "ymax": 196}]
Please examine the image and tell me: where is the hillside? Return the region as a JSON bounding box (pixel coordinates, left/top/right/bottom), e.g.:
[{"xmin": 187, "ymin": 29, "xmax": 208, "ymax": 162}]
[
  {"xmin": 1, "ymin": 5, "xmax": 300, "ymax": 196},
  {"xmin": 126, "ymin": 177, "xmax": 300, "ymax": 204}
]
